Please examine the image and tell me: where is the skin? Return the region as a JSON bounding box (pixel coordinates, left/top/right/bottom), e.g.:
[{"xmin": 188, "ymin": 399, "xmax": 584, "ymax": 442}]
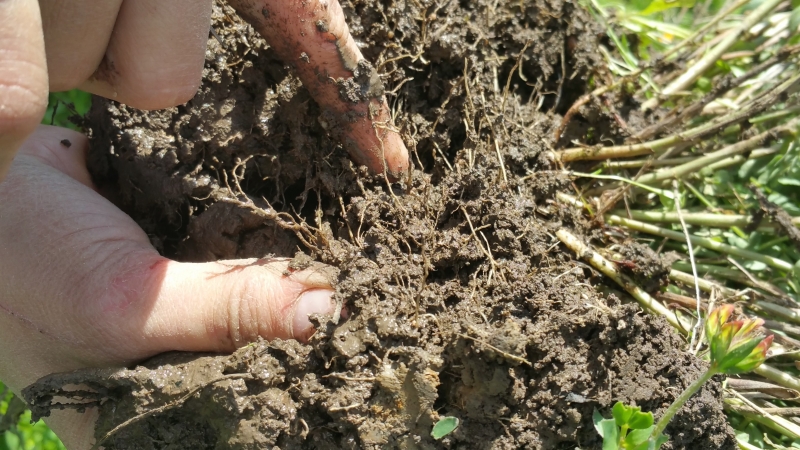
[
  {"xmin": 0, "ymin": 0, "xmax": 404, "ymax": 448},
  {"xmin": 228, "ymin": 0, "xmax": 410, "ymax": 179}
]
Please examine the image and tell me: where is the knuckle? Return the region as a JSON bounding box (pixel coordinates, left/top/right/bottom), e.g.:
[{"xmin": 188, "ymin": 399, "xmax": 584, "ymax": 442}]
[{"xmin": 225, "ymin": 271, "xmax": 287, "ymax": 346}]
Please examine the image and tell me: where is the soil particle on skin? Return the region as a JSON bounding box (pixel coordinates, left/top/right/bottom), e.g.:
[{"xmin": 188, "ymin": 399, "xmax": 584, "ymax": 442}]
[
  {"xmin": 337, "ymin": 59, "xmax": 384, "ymax": 103},
  {"xmin": 28, "ymin": 0, "xmax": 737, "ymax": 448}
]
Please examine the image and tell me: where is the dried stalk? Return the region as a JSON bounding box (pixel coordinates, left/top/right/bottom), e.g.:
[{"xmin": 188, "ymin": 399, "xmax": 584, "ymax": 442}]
[
  {"xmin": 641, "ymin": 0, "xmax": 785, "ymax": 111},
  {"xmin": 556, "ymin": 228, "xmax": 689, "ymax": 331},
  {"xmin": 607, "ymin": 215, "xmax": 794, "ymax": 272},
  {"xmin": 635, "ymin": 116, "xmax": 800, "ymax": 185}
]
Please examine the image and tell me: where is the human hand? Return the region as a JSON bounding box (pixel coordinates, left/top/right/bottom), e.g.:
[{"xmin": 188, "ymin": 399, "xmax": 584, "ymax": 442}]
[
  {"xmin": 0, "ymin": 126, "xmax": 339, "ymax": 448},
  {"xmin": 0, "ymin": 0, "xmax": 406, "ymax": 447},
  {"xmin": 0, "ymin": 0, "xmax": 408, "ymax": 181}
]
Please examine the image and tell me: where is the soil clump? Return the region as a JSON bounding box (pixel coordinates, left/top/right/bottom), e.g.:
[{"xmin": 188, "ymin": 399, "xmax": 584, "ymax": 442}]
[{"xmin": 26, "ymin": 0, "xmax": 736, "ymax": 448}]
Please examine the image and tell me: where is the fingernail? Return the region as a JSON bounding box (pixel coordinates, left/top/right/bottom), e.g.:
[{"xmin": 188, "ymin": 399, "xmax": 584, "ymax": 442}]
[{"xmin": 293, "ymin": 289, "xmax": 335, "ymax": 340}]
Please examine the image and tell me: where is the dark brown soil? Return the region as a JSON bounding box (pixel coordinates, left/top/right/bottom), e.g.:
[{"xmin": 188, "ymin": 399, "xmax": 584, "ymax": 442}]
[{"xmin": 25, "ymin": 0, "xmax": 736, "ymax": 448}]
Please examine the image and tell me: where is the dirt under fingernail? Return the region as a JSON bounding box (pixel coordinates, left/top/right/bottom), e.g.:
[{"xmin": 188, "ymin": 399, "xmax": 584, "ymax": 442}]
[{"xmin": 26, "ymin": 1, "xmax": 735, "ymax": 449}]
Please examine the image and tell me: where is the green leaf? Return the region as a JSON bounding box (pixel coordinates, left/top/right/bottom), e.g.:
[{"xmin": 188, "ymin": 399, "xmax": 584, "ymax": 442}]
[
  {"xmin": 600, "ymin": 419, "xmax": 620, "ymax": 450},
  {"xmin": 431, "ymin": 416, "xmax": 459, "ymax": 440},
  {"xmin": 594, "ymin": 409, "xmax": 607, "ymax": 436},
  {"xmin": 790, "ymin": 7, "xmax": 800, "ymax": 34},
  {"xmin": 628, "ymin": 410, "xmax": 654, "ymax": 430},
  {"xmin": 612, "ymin": 402, "xmax": 635, "ymax": 427},
  {"xmin": 718, "ymin": 336, "xmax": 763, "ymax": 373},
  {"xmin": 768, "ymin": 192, "xmax": 800, "ymax": 216},
  {"xmin": 742, "ymin": 260, "xmax": 767, "ymax": 271},
  {"xmin": 778, "ymin": 177, "xmax": 800, "ymax": 187},
  {"xmin": 625, "ymin": 426, "xmax": 655, "ymax": 446},
  {"xmin": 630, "ymin": 0, "xmax": 653, "ymax": 12},
  {"xmin": 640, "ymin": 0, "xmax": 695, "ymax": 15}
]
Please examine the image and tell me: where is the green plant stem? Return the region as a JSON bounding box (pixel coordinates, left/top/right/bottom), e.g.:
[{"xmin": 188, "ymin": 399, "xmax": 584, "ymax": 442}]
[
  {"xmin": 567, "ymin": 171, "xmax": 673, "ymax": 198},
  {"xmin": 649, "ymin": 367, "xmax": 718, "ymax": 448},
  {"xmin": 636, "ymin": 117, "xmax": 800, "ymax": 185},
  {"xmin": 705, "ymin": 155, "xmax": 743, "ymax": 171},
  {"xmin": 674, "ymin": 261, "xmax": 750, "ymax": 280},
  {"xmin": 669, "ymin": 269, "xmax": 748, "ymax": 301},
  {"xmin": 750, "ymin": 104, "xmax": 800, "ymax": 124},
  {"xmin": 606, "ymin": 215, "xmax": 795, "ymax": 272},
  {"xmin": 607, "ymin": 210, "xmax": 795, "ymax": 229},
  {"xmin": 753, "ymin": 364, "xmax": 800, "ymax": 392},
  {"xmin": 748, "ymin": 301, "xmax": 800, "ymax": 326},
  {"xmin": 673, "ymin": 261, "xmax": 785, "ymax": 294},
  {"xmin": 603, "ymin": 156, "xmax": 698, "ymax": 169}
]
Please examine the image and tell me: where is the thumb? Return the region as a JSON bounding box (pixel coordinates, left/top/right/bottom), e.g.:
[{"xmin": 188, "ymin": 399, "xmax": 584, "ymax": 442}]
[
  {"xmin": 137, "ymin": 258, "xmax": 338, "ymax": 352},
  {"xmin": 38, "ymin": 258, "xmax": 337, "ymax": 450}
]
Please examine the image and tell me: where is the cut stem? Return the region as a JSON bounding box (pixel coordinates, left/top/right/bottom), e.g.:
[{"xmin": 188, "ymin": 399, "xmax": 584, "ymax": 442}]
[{"xmin": 636, "ymin": 117, "xmax": 800, "ymax": 185}]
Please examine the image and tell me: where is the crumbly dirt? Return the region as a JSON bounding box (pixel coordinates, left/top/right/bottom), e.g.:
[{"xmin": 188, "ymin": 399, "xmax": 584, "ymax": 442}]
[
  {"xmin": 26, "ymin": 0, "xmax": 736, "ymax": 448},
  {"xmin": 615, "ymin": 243, "xmax": 679, "ymax": 295}
]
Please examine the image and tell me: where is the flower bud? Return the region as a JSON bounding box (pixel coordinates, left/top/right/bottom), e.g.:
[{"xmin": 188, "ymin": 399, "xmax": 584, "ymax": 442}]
[{"xmin": 704, "ymin": 305, "xmax": 772, "ymax": 375}]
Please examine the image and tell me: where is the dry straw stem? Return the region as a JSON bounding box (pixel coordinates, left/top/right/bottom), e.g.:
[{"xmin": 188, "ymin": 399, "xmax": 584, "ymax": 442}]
[
  {"xmin": 554, "ymin": 72, "xmax": 800, "ymax": 163},
  {"xmin": 609, "ymin": 209, "xmax": 800, "ymax": 229},
  {"xmin": 673, "ymin": 183, "xmax": 703, "ymax": 349},
  {"xmin": 754, "ymin": 364, "xmax": 800, "ymax": 393},
  {"xmin": 669, "ymin": 269, "xmax": 740, "ymax": 298},
  {"xmin": 635, "ymin": 43, "xmax": 800, "ymax": 142},
  {"xmin": 607, "ymin": 215, "xmax": 794, "ymax": 272},
  {"xmin": 673, "ymin": 261, "xmax": 790, "ymax": 299},
  {"xmin": 641, "ymin": 0, "xmax": 785, "ymax": 111},
  {"xmin": 555, "ymin": 228, "xmax": 689, "ymax": 331},
  {"xmin": 635, "ymin": 115, "xmax": 800, "ymax": 186}
]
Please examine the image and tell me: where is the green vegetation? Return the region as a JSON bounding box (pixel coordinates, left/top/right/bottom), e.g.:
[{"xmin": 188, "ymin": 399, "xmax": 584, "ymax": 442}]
[
  {"xmin": 594, "ymin": 306, "xmax": 772, "ymax": 449},
  {"xmin": 430, "ymin": 416, "xmax": 460, "ymax": 440},
  {"xmin": 594, "ymin": 402, "xmax": 667, "ymax": 450},
  {"xmin": 4, "ymin": 0, "xmax": 800, "ymax": 447},
  {"xmin": 560, "ymin": 0, "xmax": 800, "ymax": 447},
  {"xmin": 43, "ymin": 91, "xmax": 92, "ymax": 131},
  {"xmin": 0, "ymin": 381, "xmax": 64, "ymax": 450}
]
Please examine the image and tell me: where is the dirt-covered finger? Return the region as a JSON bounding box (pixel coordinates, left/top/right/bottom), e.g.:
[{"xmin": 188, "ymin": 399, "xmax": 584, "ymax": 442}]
[
  {"xmin": 143, "ymin": 258, "xmax": 338, "ymax": 351},
  {"xmin": 227, "ymin": 0, "xmax": 410, "ymax": 179}
]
